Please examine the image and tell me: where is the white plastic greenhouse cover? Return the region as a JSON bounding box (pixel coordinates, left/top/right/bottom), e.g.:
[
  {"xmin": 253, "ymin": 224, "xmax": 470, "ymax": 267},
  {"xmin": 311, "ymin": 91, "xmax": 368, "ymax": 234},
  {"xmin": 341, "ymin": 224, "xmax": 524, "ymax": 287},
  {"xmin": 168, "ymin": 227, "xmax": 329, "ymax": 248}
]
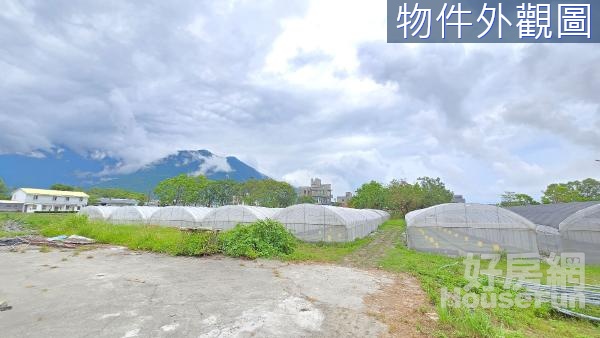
[
  {"xmin": 148, "ymin": 206, "xmax": 212, "ymax": 228},
  {"xmin": 199, "ymin": 205, "xmax": 281, "ymax": 230},
  {"xmin": 558, "ymin": 203, "xmax": 600, "ymax": 264},
  {"xmin": 107, "ymin": 206, "xmax": 160, "ymax": 224},
  {"xmin": 273, "ymin": 204, "xmax": 385, "ymax": 242},
  {"xmin": 79, "ymin": 206, "xmax": 118, "ymax": 220},
  {"xmin": 366, "ymin": 209, "xmax": 391, "ymax": 221},
  {"xmin": 406, "ymin": 203, "xmax": 538, "ymax": 256}
]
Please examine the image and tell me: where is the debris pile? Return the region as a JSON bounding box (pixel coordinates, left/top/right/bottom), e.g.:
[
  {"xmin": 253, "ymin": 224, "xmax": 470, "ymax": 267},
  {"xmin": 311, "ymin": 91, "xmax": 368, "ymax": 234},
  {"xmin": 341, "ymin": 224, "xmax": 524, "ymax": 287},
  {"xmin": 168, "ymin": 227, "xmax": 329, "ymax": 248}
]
[{"xmin": 0, "ymin": 235, "xmax": 95, "ymax": 249}]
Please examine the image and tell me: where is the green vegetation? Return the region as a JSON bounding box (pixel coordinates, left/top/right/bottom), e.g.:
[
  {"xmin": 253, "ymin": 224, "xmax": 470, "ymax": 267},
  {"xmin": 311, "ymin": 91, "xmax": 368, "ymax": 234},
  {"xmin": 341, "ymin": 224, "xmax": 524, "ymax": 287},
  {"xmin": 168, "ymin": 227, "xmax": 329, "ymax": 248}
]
[
  {"xmin": 154, "ymin": 174, "xmax": 210, "ymax": 206},
  {"xmin": 220, "ymin": 219, "xmax": 296, "ymax": 259},
  {"xmin": 1, "ymin": 213, "xmax": 294, "ymax": 259},
  {"xmin": 380, "ymin": 220, "xmax": 600, "ymax": 338},
  {"xmin": 49, "ymin": 183, "xmax": 78, "ymax": 191},
  {"xmin": 296, "ymin": 195, "xmax": 316, "ymax": 204},
  {"xmin": 86, "ymin": 187, "xmax": 148, "ymax": 205},
  {"xmin": 500, "ymin": 191, "xmax": 540, "ymax": 207},
  {"xmin": 350, "ymin": 176, "xmax": 453, "ymax": 217},
  {"xmin": 542, "ymin": 178, "xmax": 600, "ymax": 204},
  {"xmin": 0, "ymin": 178, "xmax": 10, "ymax": 199},
  {"xmin": 283, "ymin": 237, "xmax": 373, "ymax": 262},
  {"xmin": 153, "ymin": 175, "xmax": 297, "ymax": 207}
]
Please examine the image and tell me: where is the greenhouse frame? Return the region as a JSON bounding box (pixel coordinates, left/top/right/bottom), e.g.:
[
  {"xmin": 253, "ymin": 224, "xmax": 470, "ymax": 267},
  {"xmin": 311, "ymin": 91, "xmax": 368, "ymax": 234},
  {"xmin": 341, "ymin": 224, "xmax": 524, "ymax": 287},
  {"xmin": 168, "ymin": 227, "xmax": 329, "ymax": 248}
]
[
  {"xmin": 79, "ymin": 206, "xmax": 118, "ymax": 220},
  {"xmin": 406, "ymin": 203, "xmax": 539, "ymax": 256},
  {"xmin": 508, "ymin": 202, "xmax": 600, "ymax": 264},
  {"xmin": 148, "ymin": 206, "xmax": 212, "ymax": 228},
  {"xmin": 273, "ymin": 204, "xmax": 386, "ymax": 242},
  {"xmin": 199, "ymin": 205, "xmax": 281, "ymax": 230},
  {"xmin": 107, "ymin": 206, "xmax": 160, "ymax": 225}
]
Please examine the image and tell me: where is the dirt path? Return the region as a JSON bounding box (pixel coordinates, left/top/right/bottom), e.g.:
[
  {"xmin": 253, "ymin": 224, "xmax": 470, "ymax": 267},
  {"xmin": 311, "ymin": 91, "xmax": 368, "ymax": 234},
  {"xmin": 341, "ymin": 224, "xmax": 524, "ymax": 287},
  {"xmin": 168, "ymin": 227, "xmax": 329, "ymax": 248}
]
[
  {"xmin": 342, "ymin": 224, "xmax": 404, "ymax": 269},
  {"xmin": 342, "ymin": 225, "xmax": 439, "ymax": 337}
]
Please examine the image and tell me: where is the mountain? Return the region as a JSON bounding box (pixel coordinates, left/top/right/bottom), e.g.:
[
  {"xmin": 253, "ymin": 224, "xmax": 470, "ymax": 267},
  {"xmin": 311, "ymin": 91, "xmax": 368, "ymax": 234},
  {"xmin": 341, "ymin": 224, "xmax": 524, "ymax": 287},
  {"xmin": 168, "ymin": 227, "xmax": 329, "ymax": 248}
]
[{"xmin": 0, "ymin": 149, "xmax": 268, "ymax": 193}]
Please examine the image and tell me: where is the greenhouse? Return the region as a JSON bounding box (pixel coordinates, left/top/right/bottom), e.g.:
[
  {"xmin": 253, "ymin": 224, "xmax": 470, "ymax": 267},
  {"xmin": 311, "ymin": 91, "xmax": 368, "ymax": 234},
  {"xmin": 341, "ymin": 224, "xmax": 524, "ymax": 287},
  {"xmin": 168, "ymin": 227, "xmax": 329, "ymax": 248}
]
[
  {"xmin": 148, "ymin": 206, "xmax": 212, "ymax": 228},
  {"xmin": 406, "ymin": 203, "xmax": 539, "ymax": 256},
  {"xmin": 79, "ymin": 206, "xmax": 118, "ymax": 220},
  {"xmin": 107, "ymin": 206, "xmax": 160, "ymax": 225},
  {"xmin": 273, "ymin": 204, "xmax": 385, "ymax": 242},
  {"xmin": 508, "ymin": 202, "xmax": 600, "ymax": 264},
  {"xmin": 199, "ymin": 205, "xmax": 281, "ymax": 230}
]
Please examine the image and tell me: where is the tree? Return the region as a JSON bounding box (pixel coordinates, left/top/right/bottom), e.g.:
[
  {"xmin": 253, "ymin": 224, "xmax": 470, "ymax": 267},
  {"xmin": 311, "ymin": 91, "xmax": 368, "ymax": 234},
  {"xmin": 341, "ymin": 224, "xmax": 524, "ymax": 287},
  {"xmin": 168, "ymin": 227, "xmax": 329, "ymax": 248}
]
[
  {"xmin": 239, "ymin": 179, "xmax": 297, "ymax": 208},
  {"xmin": 541, "ymin": 182, "xmax": 583, "ymax": 204},
  {"xmin": 387, "ymin": 179, "xmax": 424, "ymax": 216},
  {"xmin": 416, "ymin": 177, "xmax": 453, "ymax": 208},
  {"xmin": 576, "ymin": 178, "xmax": 600, "ymax": 201},
  {"xmin": 297, "ymin": 195, "xmax": 316, "ymax": 204},
  {"xmin": 500, "ymin": 191, "xmax": 540, "ymax": 207},
  {"xmin": 199, "ymin": 180, "xmax": 240, "ymax": 207},
  {"xmin": 0, "ymin": 178, "xmax": 10, "ymax": 200},
  {"xmin": 50, "ymin": 183, "xmax": 77, "ymax": 191},
  {"xmin": 541, "ymin": 178, "xmax": 600, "ymax": 204},
  {"xmin": 154, "ymin": 174, "xmax": 209, "ymax": 206},
  {"xmin": 349, "ymin": 181, "xmax": 387, "ymax": 209}
]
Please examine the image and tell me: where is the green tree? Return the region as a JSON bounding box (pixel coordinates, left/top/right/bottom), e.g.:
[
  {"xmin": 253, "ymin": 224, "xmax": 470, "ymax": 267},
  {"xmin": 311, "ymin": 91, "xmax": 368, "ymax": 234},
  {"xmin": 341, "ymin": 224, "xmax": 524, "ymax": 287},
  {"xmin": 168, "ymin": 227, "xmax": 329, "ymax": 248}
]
[
  {"xmin": 296, "ymin": 195, "xmax": 316, "ymax": 204},
  {"xmin": 541, "ymin": 182, "xmax": 583, "ymax": 204},
  {"xmin": 154, "ymin": 174, "xmax": 209, "ymax": 206},
  {"xmin": 50, "ymin": 183, "xmax": 77, "ymax": 191},
  {"xmin": 575, "ymin": 178, "xmax": 600, "ymax": 201},
  {"xmin": 500, "ymin": 192, "xmax": 540, "ymax": 207},
  {"xmin": 416, "ymin": 176, "xmax": 453, "ymax": 208},
  {"xmin": 239, "ymin": 179, "xmax": 297, "ymax": 208},
  {"xmin": 387, "ymin": 179, "xmax": 424, "ymax": 216},
  {"xmin": 349, "ymin": 181, "xmax": 387, "ymax": 209},
  {"xmin": 0, "ymin": 178, "xmax": 10, "ymax": 200},
  {"xmin": 199, "ymin": 180, "xmax": 240, "ymax": 207}
]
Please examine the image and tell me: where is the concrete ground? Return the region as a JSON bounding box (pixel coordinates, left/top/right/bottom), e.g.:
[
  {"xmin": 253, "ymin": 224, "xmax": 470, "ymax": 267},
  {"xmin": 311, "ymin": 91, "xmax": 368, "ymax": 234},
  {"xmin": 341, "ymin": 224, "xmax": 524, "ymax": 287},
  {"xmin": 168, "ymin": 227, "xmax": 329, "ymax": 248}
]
[{"xmin": 0, "ymin": 246, "xmax": 395, "ymax": 338}]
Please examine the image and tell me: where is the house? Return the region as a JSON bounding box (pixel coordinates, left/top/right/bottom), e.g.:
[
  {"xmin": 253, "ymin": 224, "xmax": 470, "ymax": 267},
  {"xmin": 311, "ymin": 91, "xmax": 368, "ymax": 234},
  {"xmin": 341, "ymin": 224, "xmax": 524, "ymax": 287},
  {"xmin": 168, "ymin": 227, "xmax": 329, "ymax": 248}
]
[
  {"xmin": 298, "ymin": 178, "xmax": 333, "ymax": 205},
  {"xmin": 336, "ymin": 192, "xmax": 353, "ymax": 207},
  {"xmin": 98, "ymin": 198, "xmax": 138, "ymax": 207},
  {"xmin": 11, "ymin": 188, "xmax": 89, "ymax": 213}
]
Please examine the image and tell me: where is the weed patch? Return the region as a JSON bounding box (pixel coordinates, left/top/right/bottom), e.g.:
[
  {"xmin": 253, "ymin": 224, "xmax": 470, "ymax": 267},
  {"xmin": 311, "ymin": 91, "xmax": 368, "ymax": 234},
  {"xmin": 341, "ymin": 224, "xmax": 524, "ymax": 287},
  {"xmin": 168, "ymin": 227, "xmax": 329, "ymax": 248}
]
[{"xmin": 220, "ymin": 219, "xmax": 296, "ymax": 259}]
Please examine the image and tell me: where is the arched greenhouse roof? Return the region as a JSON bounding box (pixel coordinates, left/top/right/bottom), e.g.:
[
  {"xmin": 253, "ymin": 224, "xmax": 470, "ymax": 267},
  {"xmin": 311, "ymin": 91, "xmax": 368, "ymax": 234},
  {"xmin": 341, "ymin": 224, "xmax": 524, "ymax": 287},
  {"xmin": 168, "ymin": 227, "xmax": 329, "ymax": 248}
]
[
  {"xmin": 149, "ymin": 206, "xmax": 212, "ymax": 228},
  {"xmin": 108, "ymin": 206, "xmax": 160, "ymax": 224},
  {"xmin": 407, "ymin": 203, "xmax": 536, "ymax": 230},
  {"xmin": 557, "ymin": 203, "xmax": 600, "ymax": 231},
  {"xmin": 506, "ymin": 202, "xmax": 600, "ymax": 230},
  {"xmin": 200, "ymin": 205, "xmax": 281, "ymax": 230},
  {"xmin": 274, "ymin": 204, "xmax": 383, "ymax": 229},
  {"xmin": 79, "ymin": 206, "xmax": 118, "ymax": 220}
]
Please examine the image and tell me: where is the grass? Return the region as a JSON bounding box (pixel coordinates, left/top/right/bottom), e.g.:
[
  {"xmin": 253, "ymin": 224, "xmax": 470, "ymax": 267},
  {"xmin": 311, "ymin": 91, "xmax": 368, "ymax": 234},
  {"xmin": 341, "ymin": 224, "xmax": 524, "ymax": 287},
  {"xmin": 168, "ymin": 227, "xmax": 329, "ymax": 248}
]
[
  {"xmin": 379, "ymin": 219, "xmax": 600, "ymax": 338},
  {"xmin": 281, "ymin": 236, "xmax": 373, "ymax": 262}
]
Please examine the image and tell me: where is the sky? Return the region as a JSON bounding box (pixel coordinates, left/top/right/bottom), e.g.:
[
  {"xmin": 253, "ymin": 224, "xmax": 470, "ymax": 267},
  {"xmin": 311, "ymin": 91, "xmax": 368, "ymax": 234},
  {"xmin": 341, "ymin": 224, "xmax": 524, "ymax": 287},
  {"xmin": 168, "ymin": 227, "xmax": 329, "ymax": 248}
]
[{"xmin": 0, "ymin": 0, "xmax": 599, "ymax": 203}]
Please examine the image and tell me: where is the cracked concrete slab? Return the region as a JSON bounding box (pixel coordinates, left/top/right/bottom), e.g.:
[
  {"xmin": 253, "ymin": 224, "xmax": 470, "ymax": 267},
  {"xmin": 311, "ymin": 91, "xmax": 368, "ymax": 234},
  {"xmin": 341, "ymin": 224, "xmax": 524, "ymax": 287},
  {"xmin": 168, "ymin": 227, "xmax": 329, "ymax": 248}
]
[{"xmin": 0, "ymin": 246, "xmax": 392, "ymax": 337}]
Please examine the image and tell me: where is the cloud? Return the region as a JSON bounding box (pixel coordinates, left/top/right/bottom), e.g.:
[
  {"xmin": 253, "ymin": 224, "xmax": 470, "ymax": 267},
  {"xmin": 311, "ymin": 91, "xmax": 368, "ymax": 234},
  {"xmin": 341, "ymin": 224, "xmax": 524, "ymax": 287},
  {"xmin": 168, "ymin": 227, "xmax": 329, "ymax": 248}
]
[
  {"xmin": 191, "ymin": 154, "xmax": 233, "ymax": 176},
  {"xmin": 0, "ymin": 0, "xmax": 598, "ymax": 203}
]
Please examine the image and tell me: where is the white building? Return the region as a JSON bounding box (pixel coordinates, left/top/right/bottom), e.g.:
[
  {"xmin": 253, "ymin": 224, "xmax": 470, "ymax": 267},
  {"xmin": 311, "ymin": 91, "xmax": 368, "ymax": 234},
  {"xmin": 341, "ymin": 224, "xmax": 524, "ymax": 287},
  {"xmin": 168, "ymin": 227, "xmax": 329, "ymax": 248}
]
[
  {"xmin": 298, "ymin": 178, "xmax": 333, "ymax": 205},
  {"xmin": 12, "ymin": 188, "xmax": 89, "ymax": 213}
]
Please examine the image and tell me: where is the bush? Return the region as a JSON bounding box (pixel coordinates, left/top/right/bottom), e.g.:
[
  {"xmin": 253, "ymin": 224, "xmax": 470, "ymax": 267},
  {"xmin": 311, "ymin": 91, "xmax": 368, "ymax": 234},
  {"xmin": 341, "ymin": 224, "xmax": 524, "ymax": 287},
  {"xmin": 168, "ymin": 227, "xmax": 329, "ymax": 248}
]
[{"xmin": 220, "ymin": 219, "xmax": 296, "ymax": 259}]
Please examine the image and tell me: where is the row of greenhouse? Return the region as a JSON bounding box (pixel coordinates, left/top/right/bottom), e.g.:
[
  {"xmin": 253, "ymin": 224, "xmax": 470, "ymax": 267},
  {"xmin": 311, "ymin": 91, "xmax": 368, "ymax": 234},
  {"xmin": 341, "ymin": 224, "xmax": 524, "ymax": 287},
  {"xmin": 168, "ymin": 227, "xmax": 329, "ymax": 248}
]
[
  {"xmin": 79, "ymin": 204, "xmax": 390, "ymax": 243},
  {"xmin": 405, "ymin": 202, "xmax": 600, "ymax": 264}
]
